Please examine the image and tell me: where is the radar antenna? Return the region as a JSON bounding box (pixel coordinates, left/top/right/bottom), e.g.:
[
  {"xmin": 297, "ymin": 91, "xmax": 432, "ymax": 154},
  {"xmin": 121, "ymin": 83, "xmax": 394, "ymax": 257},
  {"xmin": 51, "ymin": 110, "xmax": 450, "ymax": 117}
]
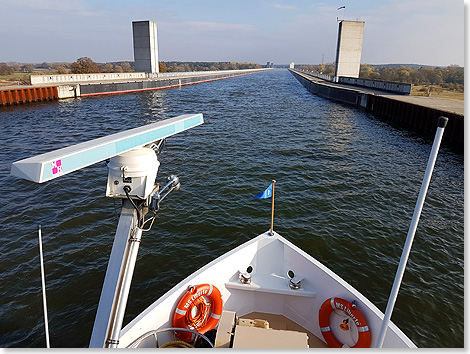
[{"xmin": 11, "ymin": 113, "xmax": 204, "ymax": 348}]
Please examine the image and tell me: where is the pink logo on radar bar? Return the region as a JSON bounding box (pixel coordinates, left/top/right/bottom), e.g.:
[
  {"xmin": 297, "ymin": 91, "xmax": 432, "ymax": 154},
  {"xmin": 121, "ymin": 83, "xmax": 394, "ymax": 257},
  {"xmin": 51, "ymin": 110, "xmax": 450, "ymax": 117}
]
[{"xmin": 51, "ymin": 160, "xmax": 63, "ymax": 175}]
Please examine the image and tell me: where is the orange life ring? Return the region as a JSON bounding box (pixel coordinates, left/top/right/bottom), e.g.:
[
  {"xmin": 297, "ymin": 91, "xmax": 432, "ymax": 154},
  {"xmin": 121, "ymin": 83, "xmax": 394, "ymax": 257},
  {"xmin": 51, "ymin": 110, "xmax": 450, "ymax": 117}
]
[
  {"xmin": 172, "ymin": 283, "xmax": 223, "ymax": 342},
  {"xmin": 319, "ymin": 297, "xmax": 371, "ymax": 348}
]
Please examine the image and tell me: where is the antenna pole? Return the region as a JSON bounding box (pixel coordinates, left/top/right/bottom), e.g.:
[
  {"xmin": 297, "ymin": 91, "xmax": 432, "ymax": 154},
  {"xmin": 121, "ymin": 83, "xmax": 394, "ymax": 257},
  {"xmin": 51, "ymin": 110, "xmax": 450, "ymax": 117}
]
[
  {"xmin": 376, "ymin": 117, "xmax": 448, "ymax": 348},
  {"xmin": 270, "ymin": 180, "xmax": 276, "ymax": 235},
  {"xmin": 38, "ymin": 225, "xmax": 50, "ymax": 348}
]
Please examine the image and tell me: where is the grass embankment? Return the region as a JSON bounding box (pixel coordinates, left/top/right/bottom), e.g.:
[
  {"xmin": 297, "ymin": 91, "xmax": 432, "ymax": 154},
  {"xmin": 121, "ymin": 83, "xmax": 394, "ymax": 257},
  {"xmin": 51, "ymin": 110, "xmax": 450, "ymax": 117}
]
[
  {"xmin": 0, "ymin": 73, "xmax": 31, "ymax": 87},
  {"xmin": 411, "ymin": 85, "xmax": 464, "ymax": 100}
]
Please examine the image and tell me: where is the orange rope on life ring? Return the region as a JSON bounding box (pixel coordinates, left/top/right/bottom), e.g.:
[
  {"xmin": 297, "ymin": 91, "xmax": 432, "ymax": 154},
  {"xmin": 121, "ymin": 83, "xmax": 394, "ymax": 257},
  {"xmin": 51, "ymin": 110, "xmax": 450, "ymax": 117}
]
[
  {"xmin": 172, "ymin": 283, "xmax": 223, "ymax": 342},
  {"xmin": 319, "ymin": 297, "xmax": 371, "ymax": 348}
]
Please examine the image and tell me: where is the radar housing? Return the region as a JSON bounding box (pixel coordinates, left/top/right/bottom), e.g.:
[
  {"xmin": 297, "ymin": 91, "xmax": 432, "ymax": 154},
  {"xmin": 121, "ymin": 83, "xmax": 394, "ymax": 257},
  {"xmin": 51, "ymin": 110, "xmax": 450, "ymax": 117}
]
[{"xmin": 106, "ymin": 147, "xmax": 160, "ymax": 199}]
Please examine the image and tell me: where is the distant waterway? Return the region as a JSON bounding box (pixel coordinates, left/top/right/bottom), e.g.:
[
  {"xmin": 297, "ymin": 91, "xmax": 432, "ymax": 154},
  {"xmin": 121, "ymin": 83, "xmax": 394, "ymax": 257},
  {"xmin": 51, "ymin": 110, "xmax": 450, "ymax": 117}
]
[{"xmin": 0, "ymin": 69, "xmax": 464, "ymax": 347}]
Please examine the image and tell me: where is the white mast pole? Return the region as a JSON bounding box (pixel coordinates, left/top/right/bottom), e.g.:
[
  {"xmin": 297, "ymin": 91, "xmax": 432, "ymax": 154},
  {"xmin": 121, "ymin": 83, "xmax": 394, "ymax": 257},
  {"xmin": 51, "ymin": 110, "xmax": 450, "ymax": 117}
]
[
  {"xmin": 38, "ymin": 225, "xmax": 50, "ymax": 348},
  {"xmin": 376, "ymin": 117, "xmax": 448, "ymax": 348},
  {"xmin": 89, "ymin": 201, "xmax": 139, "ymax": 348}
]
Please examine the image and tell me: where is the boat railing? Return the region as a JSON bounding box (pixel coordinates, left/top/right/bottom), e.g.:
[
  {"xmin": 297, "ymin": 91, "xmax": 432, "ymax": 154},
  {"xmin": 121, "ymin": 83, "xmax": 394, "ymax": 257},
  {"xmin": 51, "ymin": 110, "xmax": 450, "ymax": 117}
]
[{"xmin": 126, "ymin": 327, "xmax": 214, "ymax": 348}]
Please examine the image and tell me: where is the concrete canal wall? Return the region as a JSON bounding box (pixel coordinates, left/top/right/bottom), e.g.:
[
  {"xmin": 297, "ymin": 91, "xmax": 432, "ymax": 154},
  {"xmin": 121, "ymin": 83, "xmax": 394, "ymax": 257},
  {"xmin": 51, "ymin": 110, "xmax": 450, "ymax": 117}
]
[
  {"xmin": 297, "ymin": 70, "xmax": 412, "ymax": 95},
  {"xmin": 29, "ymin": 69, "xmax": 266, "ymax": 86},
  {"xmin": 1, "ymin": 69, "xmax": 270, "ymax": 106},
  {"xmin": 30, "ymin": 72, "xmax": 147, "ymax": 85},
  {"xmin": 79, "ymin": 69, "xmax": 265, "ymax": 96},
  {"xmin": 340, "ymin": 76, "xmax": 411, "ymax": 95},
  {"xmin": 289, "ymin": 69, "xmax": 463, "ymax": 153}
]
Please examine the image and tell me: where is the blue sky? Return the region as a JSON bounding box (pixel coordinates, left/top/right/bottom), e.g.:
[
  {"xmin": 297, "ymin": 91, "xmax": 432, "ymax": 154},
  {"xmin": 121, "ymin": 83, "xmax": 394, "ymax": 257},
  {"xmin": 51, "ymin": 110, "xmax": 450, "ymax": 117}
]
[{"xmin": 0, "ymin": 0, "xmax": 465, "ymax": 66}]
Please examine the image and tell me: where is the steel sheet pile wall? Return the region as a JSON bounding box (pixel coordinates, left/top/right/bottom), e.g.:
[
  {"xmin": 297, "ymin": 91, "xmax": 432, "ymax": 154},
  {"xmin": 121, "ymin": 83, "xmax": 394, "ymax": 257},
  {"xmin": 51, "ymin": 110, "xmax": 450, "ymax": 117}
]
[
  {"xmin": 366, "ymin": 95, "xmax": 463, "ymax": 152},
  {"xmin": 0, "ymin": 86, "xmax": 58, "ymax": 106}
]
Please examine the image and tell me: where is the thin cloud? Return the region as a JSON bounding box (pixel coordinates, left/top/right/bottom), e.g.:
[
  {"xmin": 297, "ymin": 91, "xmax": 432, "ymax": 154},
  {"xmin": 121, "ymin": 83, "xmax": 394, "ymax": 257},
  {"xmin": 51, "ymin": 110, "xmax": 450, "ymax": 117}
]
[{"xmin": 272, "ymin": 4, "xmax": 297, "ymax": 10}]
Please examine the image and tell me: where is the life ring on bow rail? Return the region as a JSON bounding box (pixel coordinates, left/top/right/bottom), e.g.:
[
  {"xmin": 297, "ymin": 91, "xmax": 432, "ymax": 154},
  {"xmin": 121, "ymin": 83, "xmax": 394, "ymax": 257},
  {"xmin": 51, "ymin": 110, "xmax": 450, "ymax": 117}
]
[
  {"xmin": 172, "ymin": 283, "xmax": 223, "ymax": 342},
  {"xmin": 319, "ymin": 297, "xmax": 371, "ymax": 348}
]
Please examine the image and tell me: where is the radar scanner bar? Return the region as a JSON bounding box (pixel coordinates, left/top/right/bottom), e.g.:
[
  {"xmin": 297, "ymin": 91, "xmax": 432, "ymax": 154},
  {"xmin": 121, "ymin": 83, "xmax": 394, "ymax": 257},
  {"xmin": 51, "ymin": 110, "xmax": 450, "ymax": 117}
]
[{"xmin": 10, "ymin": 113, "xmax": 204, "ymax": 183}]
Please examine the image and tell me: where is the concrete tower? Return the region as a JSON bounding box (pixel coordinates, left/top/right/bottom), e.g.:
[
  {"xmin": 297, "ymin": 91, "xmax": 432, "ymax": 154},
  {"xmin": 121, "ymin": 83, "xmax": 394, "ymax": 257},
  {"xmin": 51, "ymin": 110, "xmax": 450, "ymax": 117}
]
[
  {"xmin": 132, "ymin": 20, "xmax": 159, "ymax": 73},
  {"xmin": 334, "ymin": 20, "xmax": 365, "ymax": 79}
]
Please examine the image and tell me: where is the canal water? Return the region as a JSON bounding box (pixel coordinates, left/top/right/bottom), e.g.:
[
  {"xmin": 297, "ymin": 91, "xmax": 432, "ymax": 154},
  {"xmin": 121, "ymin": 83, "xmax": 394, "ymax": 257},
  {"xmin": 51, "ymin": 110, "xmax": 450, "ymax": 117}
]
[{"xmin": 0, "ymin": 69, "xmax": 464, "ymax": 347}]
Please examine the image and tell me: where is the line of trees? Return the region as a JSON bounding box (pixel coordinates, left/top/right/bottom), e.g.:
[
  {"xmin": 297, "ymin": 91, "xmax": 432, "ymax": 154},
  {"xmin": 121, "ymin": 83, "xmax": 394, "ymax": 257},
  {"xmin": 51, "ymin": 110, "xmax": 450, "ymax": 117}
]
[
  {"xmin": 67, "ymin": 58, "xmax": 261, "ymax": 74},
  {"xmin": 1, "ymin": 58, "xmax": 262, "ymax": 76},
  {"xmin": 359, "ymin": 64, "xmax": 464, "ymax": 87},
  {"xmin": 0, "ymin": 59, "xmax": 136, "ymax": 76},
  {"xmin": 66, "ymin": 58, "xmax": 262, "ymax": 74},
  {"xmin": 0, "ymin": 62, "xmax": 72, "ymax": 75},
  {"xmin": 161, "ymin": 61, "xmax": 261, "ymax": 72},
  {"xmin": 298, "ymin": 63, "xmax": 464, "ymax": 88},
  {"xmin": 70, "ymin": 57, "xmax": 135, "ymax": 74}
]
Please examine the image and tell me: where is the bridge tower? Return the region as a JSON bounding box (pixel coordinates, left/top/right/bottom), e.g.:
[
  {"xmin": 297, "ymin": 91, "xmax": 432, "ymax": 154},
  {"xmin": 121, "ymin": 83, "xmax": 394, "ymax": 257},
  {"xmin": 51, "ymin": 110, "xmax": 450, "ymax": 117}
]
[
  {"xmin": 132, "ymin": 20, "xmax": 159, "ymax": 74},
  {"xmin": 334, "ymin": 20, "xmax": 365, "ymax": 80}
]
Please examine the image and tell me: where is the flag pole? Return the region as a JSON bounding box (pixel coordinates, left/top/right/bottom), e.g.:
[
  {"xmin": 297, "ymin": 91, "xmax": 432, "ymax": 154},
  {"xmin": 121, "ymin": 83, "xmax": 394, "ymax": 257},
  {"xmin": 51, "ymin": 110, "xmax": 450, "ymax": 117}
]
[{"xmin": 270, "ymin": 180, "xmax": 276, "ymax": 235}]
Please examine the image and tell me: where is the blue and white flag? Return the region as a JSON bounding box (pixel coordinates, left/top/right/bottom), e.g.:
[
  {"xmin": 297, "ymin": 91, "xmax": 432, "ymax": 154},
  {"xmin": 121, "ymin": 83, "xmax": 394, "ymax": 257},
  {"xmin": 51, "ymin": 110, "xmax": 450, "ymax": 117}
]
[{"xmin": 253, "ymin": 183, "xmax": 273, "ymax": 199}]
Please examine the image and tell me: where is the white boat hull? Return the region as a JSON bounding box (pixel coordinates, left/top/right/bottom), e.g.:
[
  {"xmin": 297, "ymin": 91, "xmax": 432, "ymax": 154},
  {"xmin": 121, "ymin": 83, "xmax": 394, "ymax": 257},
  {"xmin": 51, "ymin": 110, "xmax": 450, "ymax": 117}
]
[{"xmin": 119, "ymin": 231, "xmax": 416, "ymax": 348}]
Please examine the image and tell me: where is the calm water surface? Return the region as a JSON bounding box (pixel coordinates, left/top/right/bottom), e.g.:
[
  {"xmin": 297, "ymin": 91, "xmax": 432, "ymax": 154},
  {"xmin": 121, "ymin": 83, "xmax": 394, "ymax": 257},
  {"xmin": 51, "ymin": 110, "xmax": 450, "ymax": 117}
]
[{"xmin": 0, "ymin": 69, "xmax": 464, "ymax": 347}]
